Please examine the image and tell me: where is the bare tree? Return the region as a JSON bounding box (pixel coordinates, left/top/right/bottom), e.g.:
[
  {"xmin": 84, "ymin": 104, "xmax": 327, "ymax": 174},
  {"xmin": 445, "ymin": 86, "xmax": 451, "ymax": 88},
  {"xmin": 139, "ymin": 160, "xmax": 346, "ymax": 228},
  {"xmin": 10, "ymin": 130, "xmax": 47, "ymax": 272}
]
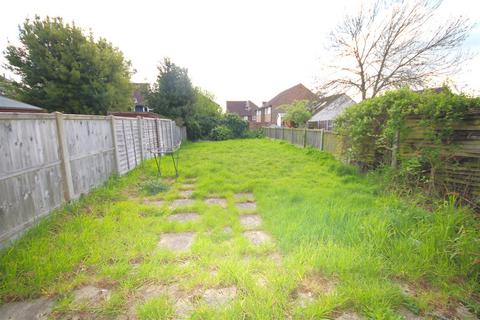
[{"xmin": 322, "ymin": 0, "xmax": 472, "ymax": 100}]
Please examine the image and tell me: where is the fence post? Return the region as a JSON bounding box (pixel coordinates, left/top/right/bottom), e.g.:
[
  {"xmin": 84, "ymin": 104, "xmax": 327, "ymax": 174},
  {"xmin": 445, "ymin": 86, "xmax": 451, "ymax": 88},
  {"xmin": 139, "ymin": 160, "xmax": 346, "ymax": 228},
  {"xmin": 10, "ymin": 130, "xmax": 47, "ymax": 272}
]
[
  {"xmin": 303, "ymin": 128, "xmax": 307, "ymax": 148},
  {"xmin": 54, "ymin": 112, "xmax": 74, "ymax": 201},
  {"xmin": 391, "ymin": 128, "xmax": 400, "ymax": 169},
  {"xmin": 320, "ymin": 129, "xmax": 325, "ymax": 151},
  {"xmin": 109, "ymin": 115, "xmax": 121, "ymax": 174},
  {"xmin": 137, "ymin": 117, "xmax": 145, "ymax": 161},
  {"xmin": 282, "ymin": 127, "xmax": 285, "ymax": 140}
]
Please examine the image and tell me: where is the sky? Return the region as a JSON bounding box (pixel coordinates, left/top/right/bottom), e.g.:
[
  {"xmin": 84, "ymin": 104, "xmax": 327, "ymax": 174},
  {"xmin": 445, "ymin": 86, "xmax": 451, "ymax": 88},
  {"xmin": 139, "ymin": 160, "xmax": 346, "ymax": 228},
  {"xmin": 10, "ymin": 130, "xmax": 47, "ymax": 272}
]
[{"xmin": 1, "ymin": 0, "xmax": 480, "ymax": 108}]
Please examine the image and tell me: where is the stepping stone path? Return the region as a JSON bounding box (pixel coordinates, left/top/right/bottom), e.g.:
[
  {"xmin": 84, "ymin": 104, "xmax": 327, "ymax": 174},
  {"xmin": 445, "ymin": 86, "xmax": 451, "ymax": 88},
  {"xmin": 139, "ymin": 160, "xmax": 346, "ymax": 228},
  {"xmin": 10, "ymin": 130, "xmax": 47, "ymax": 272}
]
[
  {"xmin": 236, "ymin": 202, "xmax": 257, "ymax": 211},
  {"xmin": 167, "ymin": 212, "xmax": 199, "ymax": 222},
  {"xmin": 205, "ymin": 197, "xmax": 227, "ymax": 208},
  {"xmin": 145, "ymin": 200, "xmax": 165, "ymax": 207},
  {"xmin": 179, "ymin": 189, "xmax": 194, "ymax": 198},
  {"xmin": 170, "ymin": 199, "xmax": 195, "ymax": 209},
  {"xmin": 293, "ymin": 272, "xmax": 337, "ymax": 308},
  {"xmin": 202, "ymin": 286, "xmax": 237, "ymax": 308},
  {"xmin": 234, "ymin": 192, "xmax": 255, "ymax": 201},
  {"xmin": 72, "ymin": 285, "xmax": 111, "ymax": 305},
  {"xmin": 158, "ymin": 232, "xmax": 196, "ymax": 252},
  {"xmin": 180, "ymin": 183, "xmax": 195, "ymax": 190},
  {"xmin": 243, "ymin": 230, "xmax": 271, "ymax": 245},
  {"xmin": 0, "ymin": 297, "xmax": 54, "ymax": 320},
  {"xmin": 239, "ymin": 214, "xmax": 262, "ymax": 229}
]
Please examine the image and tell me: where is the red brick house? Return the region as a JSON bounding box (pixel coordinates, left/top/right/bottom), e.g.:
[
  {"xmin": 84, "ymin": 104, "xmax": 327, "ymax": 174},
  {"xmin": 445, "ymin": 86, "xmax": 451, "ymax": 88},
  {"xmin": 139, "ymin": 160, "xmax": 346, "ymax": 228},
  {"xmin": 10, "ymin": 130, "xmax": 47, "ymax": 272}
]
[
  {"xmin": 226, "ymin": 100, "xmax": 259, "ymax": 123},
  {"xmin": 256, "ymin": 83, "xmax": 317, "ymax": 126}
]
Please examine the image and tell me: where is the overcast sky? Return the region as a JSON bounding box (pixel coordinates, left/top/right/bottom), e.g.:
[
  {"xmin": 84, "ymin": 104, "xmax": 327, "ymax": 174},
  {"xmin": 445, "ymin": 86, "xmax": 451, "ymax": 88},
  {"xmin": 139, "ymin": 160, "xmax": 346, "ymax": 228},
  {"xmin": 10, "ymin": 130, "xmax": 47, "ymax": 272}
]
[{"xmin": 1, "ymin": 0, "xmax": 479, "ymax": 108}]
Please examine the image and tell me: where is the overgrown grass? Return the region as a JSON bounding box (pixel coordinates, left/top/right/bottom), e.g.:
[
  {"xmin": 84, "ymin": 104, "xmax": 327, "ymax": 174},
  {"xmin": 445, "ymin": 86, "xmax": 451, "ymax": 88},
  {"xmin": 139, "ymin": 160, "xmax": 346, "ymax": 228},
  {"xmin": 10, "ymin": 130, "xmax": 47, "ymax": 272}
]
[{"xmin": 0, "ymin": 139, "xmax": 478, "ymax": 319}]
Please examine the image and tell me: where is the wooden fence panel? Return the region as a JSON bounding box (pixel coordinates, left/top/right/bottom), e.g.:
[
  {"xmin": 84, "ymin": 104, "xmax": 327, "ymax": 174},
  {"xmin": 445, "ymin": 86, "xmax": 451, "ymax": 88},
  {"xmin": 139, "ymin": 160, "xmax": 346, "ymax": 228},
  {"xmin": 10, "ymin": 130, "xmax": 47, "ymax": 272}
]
[{"xmin": 0, "ymin": 113, "xmax": 186, "ymax": 247}]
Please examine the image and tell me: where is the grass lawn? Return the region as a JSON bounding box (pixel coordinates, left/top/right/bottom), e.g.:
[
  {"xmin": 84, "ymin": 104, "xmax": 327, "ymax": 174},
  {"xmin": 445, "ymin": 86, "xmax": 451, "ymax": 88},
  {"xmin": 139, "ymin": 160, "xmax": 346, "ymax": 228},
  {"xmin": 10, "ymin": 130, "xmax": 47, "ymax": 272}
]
[{"xmin": 0, "ymin": 139, "xmax": 479, "ymax": 319}]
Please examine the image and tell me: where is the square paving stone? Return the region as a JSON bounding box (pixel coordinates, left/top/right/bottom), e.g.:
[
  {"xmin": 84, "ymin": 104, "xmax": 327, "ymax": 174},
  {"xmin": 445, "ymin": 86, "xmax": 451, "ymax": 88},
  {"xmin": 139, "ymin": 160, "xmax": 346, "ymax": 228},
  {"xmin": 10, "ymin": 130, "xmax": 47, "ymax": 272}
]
[
  {"xmin": 205, "ymin": 198, "xmax": 227, "ymax": 208},
  {"xmin": 0, "ymin": 297, "xmax": 54, "ymax": 320},
  {"xmin": 236, "ymin": 202, "xmax": 257, "ymax": 210},
  {"xmin": 234, "ymin": 192, "xmax": 255, "ymax": 201},
  {"xmin": 179, "ymin": 190, "xmax": 194, "ymax": 198},
  {"xmin": 243, "ymin": 230, "xmax": 271, "ymax": 245},
  {"xmin": 72, "ymin": 285, "xmax": 111, "ymax": 305},
  {"xmin": 180, "ymin": 184, "xmax": 196, "ymax": 190},
  {"xmin": 145, "ymin": 200, "xmax": 165, "ymax": 207},
  {"xmin": 170, "ymin": 199, "xmax": 195, "ymax": 209},
  {"xmin": 202, "ymin": 286, "xmax": 237, "ymax": 308},
  {"xmin": 158, "ymin": 232, "xmax": 196, "ymax": 252},
  {"xmin": 167, "ymin": 213, "xmax": 199, "ymax": 222},
  {"xmin": 239, "ymin": 215, "xmax": 262, "ymax": 229}
]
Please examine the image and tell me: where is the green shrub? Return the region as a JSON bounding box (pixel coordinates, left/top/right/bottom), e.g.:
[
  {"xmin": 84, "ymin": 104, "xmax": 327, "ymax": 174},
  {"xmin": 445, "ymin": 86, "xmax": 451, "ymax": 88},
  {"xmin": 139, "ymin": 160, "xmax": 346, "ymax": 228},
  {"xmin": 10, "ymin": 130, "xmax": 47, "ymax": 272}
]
[
  {"xmin": 210, "ymin": 125, "xmax": 233, "ymax": 140},
  {"xmin": 223, "ymin": 113, "xmax": 248, "ymax": 138},
  {"xmin": 141, "ymin": 178, "xmax": 170, "ymax": 195}
]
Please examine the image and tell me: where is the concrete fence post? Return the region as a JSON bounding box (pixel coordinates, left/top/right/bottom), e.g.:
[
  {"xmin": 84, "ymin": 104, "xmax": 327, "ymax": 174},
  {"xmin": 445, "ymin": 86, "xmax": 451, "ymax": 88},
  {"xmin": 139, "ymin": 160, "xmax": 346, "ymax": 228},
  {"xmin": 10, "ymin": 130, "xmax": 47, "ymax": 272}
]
[
  {"xmin": 109, "ymin": 115, "xmax": 121, "ymax": 174},
  {"xmin": 54, "ymin": 112, "xmax": 74, "ymax": 201},
  {"xmin": 137, "ymin": 117, "xmax": 145, "ymax": 161}
]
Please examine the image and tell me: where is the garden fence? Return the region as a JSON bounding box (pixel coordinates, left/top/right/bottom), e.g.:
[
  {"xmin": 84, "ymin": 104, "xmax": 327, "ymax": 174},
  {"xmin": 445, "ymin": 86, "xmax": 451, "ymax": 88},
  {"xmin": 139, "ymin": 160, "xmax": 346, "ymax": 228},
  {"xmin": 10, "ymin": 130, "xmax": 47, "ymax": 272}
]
[
  {"xmin": 0, "ymin": 112, "xmax": 186, "ymax": 247},
  {"xmin": 263, "ymin": 127, "xmax": 342, "ymax": 156}
]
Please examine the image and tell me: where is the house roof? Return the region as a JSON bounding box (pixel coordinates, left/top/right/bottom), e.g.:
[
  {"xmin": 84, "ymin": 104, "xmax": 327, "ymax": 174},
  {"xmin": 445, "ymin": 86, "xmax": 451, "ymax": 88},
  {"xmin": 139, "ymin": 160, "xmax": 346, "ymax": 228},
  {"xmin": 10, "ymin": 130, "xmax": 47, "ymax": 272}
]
[
  {"xmin": 226, "ymin": 100, "xmax": 258, "ymax": 117},
  {"xmin": 308, "ymin": 94, "xmax": 355, "ymax": 122},
  {"xmin": 261, "ymin": 83, "xmax": 317, "ymax": 110},
  {"xmin": 0, "ymin": 95, "xmax": 46, "ymax": 113}
]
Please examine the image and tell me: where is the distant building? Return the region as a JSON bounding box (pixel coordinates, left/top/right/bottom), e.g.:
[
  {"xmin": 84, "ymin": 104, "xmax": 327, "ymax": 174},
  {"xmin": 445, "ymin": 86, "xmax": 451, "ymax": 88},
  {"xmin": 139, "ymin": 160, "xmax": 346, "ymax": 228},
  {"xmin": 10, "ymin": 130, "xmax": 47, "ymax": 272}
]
[
  {"xmin": 132, "ymin": 83, "xmax": 150, "ymax": 112},
  {"xmin": 307, "ymin": 94, "xmax": 355, "ymax": 130},
  {"xmin": 0, "ymin": 95, "xmax": 46, "ymax": 113},
  {"xmin": 256, "ymin": 83, "xmax": 317, "ymax": 126},
  {"xmin": 226, "ymin": 101, "xmax": 258, "ymax": 123}
]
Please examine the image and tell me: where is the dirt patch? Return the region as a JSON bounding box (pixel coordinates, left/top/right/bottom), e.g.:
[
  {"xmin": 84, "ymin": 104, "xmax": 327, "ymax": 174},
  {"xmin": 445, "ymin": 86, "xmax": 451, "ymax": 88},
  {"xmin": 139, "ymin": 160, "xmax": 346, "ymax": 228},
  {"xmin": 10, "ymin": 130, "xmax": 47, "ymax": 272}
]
[
  {"xmin": 398, "ymin": 307, "xmax": 423, "ymax": 320},
  {"xmin": 170, "ymin": 199, "xmax": 195, "ymax": 209},
  {"xmin": 0, "ymin": 297, "xmax": 54, "ymax": 320},
  {"xmin": 223, "ymin": 226, "xmax": 233, "ymax": 234},
  {"xmin": 236, "ymin": 202, "xmax": 257, "ymax": 211},
  {"xmin": 243, "ymin": 230, "xmax": 271, "ymax": 245},
  {"xmin": 158, "ymin": 232, "xmax": 196, "ymax": 252},
  {"xmin": 239, "ymin": 215, "xmax": 262, "ymax": 229},
  {"xmin": 268, "ymin": 252, "xmax": 283, "ymax": 265},
  {"xmin": 72, "ymin": 285, "xmax": 111, "ymax": 305},
  {"xmin": 202, "ymin": 286, "xmax": 237, "ymax": 308},
  {"xmin": 179, "ymin": 190, "xmax": 194, "ymax": 198},
  {"xmin": 234, "ymin": 192, "xmax": 255, "ymax": 201},
  {"xmin": 335, "ymin": 312, "xmax": 364, "ymax": 320},
  {"xmin": 167, "ymin": 213, "xmax": 200, "ymax": 222},
  {"xmin": 205, "ymin": 198, "xmax": 227, "ymax": 208},
  {"xmin": 293, "ymin": 272, "xmax": 337, "ymax": 307}
]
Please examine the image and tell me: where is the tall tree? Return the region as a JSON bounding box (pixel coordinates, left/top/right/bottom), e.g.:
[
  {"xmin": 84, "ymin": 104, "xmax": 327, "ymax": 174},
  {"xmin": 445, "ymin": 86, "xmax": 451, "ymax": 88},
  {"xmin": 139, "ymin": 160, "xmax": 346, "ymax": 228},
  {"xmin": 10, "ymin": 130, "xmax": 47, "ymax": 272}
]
[
  {"xmin": 4, "ymin": 16, "xmax": 133, "ymax": 114},
  {"xmin": 184, "ymin": 88, "xmax": 222, "ymax": 140},
  {"xmin": 147, "ymin": 58, "xmax": 195, "ymax": 123},
  {"xmin": 322, "ymin": 0, "xmax": 472, "ymax": 100}
]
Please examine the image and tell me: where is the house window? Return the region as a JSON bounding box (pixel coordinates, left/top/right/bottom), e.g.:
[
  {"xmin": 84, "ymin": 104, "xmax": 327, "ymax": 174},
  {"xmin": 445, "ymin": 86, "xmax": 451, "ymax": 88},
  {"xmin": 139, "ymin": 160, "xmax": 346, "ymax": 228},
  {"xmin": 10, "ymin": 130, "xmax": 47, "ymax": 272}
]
[
  {"xmin": 265, "ymin": 107, "xmax": 271, "ymax": 115},
  {"xmin": 243, "ymin": 116, "xmax": 249, "ymax": 121}
]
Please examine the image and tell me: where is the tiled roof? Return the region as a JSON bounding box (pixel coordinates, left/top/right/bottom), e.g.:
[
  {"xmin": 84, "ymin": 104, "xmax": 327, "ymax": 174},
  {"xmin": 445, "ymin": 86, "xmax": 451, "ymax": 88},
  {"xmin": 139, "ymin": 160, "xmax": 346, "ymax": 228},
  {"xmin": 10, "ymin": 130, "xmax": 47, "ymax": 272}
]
[
  {"xmin": 262, "ymin": 83, "xmax": 317, "ymax": 110},
  {"xmin": 226, "ymin": 100, "xmax": 258, "ymax": 117}
]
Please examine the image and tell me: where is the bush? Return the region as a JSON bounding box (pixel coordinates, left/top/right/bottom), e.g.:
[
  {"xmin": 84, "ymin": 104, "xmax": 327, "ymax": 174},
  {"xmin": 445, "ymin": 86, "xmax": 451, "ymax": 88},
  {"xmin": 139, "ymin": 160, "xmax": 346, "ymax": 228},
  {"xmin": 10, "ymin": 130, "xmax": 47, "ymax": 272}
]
[
  {"xmin": 210, "ymin": 125, "xmax": 233, "ymax": 140},
  {"xmin": 222, "ymin": 113, "xmax": 248, "ymax": 138}
]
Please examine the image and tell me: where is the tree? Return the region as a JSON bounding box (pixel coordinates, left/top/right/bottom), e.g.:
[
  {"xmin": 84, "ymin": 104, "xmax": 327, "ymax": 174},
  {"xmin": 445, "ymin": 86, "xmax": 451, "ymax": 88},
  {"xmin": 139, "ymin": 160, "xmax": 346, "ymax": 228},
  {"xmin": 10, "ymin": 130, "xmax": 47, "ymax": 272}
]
[
  {"xmin": 4, "ymin": 16, "xmax": 133, "ymax": 114},
  {"xmin": 281, "ymin": 100, "xmax": 311, "ymax": 127},
  {"xmin": 322, "ymin": 0, "xmax": 472, "ymax": 100},
  {"xmin": 0, "ymin": 75, "xmax": 17, "ymax": 98},
  {"xmin": 147, "ymin": 58, "xmax": 195, "ymax": 123},
  {"xmin": 184, "ymin": 88, "xmax": 222, "ymax": 140}
]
